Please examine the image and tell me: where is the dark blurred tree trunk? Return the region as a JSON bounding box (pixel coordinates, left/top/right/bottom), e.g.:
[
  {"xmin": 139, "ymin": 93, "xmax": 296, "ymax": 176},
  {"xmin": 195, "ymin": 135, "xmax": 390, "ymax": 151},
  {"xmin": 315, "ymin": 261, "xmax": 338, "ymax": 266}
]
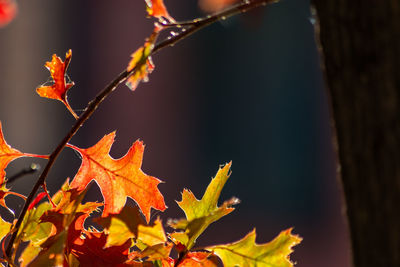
[{"xmin": 311, "ymin": 1, "xmax": 400, "ymax": 267}]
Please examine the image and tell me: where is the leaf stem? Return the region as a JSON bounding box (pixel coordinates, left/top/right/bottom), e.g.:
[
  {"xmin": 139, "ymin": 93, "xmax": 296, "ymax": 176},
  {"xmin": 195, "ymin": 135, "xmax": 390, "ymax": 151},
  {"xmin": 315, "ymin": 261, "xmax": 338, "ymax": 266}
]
[{"xmin": 5, "ymin": 0, "xmax": 277, "ymax": 259}]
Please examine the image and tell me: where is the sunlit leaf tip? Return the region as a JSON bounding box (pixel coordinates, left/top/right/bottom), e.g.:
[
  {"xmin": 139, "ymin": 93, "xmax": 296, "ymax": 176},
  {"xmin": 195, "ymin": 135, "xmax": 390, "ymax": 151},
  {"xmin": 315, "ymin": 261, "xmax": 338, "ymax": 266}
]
[
  {"xmin": 208, "ymin": 228, "xmax": 302, "ymax": 267},
  {"xmin": 169, "ymin": 162, "xmax": 238, "ymax": 250},
  {"xmin": 126, "ymin": 27, "xmax": 160, "ymax": 91},
  {"xmin": 0, "ymin": 121, "xmax": 48, "ymax": 185},
  {"xmin": 144, "ymin": 0, "xmax": 175, "ymax": 23},
  {"xmin": 36, "ymin": 49, "xmax": 79, "ymax": 119}
]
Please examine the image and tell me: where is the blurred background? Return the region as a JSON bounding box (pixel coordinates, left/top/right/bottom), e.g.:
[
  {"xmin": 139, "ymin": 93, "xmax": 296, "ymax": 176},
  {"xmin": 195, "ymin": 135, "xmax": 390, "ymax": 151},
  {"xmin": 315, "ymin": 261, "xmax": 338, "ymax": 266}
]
[{"xmin": 0, "ymin": 0, "xmax": 350, "ymax": 266}]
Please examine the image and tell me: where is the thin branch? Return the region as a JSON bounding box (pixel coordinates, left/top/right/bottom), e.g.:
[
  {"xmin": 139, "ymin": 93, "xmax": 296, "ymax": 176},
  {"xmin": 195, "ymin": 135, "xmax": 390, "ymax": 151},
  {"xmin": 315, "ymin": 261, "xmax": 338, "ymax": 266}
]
[
  {"xmin": 0, "ymin": 164, "xmax": 40, "ymax": 187},
  {"xmin": 154, "ymin": 0, "xmax": 279, "ymax": 55},
  {"xmin": 5, "ymin": 0, "xmax": 276, "ymax": 258}
]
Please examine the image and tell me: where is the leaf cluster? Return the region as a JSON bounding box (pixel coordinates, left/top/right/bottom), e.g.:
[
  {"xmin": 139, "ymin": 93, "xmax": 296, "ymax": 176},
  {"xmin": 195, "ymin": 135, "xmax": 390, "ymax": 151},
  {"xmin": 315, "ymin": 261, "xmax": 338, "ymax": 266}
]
[{"xmin": 0, "ymin": 0, "xmax": 300, "ymax": 266}]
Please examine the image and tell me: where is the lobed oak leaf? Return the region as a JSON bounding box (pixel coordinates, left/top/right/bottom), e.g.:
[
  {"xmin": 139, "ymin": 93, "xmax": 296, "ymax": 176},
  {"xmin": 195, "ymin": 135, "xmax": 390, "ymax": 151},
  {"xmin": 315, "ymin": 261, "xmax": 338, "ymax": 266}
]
[
  {"xmin": 177, "ymin": 252, "xmax": 218, "ymax": 267},
  {"xmin": 138, "ymin": 242, "xmax": 173, "ymax": 261},
  {"xmin": 207, "ymin": 228, "xmax": 302, "ymax": 267},
  {"xmin": 18, "ymin": 202, "xmax": 55, "ymax": 266},
  {"xmin": 144, "ymin": 0, "xmax": 174, "ymax": 22},
  {"xmin": 26, "ymin": 230, "xmax": 67, "ymax": 267},
  {"xmin": 20, "ymin": 186, "xmax": 99, "ymax": 266},
  {"xmin": 169, "ymin": 162, "xmax": 238, "ymax": 249},
  {"xmin": 36, "ymin": 49, "xmax": 79, "ymax": 119},
  {"xmin": 137, "ymin": 217, "xmax": 167, "ymax": 247},
  {"xmin": 126, "ymin": 27, "xmax": 160, "ymax": 91},
  {"xmin": 39, "ymin": 187, "xmax": 101, "ymax": 244},
  {"xmin": 68, "ymin": 132, "xmax": 166, "ymax": 222},
  {"xmin": 0, "ymin": 0, "xmax": 17, "ymax": 27},
  {"xmin": 96, "ymin": 205, "xmax": 145, "ymax": 248},
  {"xmin": 18, "ymin": 201, "xmax": 54, "ymax": 244},
  {"xmin": 0, "ymin": 121, "xmax": 48, "ymax": 185},
  {"xmin": 69, "ymin": 229, "xmax": 132, "ymax": 267}
]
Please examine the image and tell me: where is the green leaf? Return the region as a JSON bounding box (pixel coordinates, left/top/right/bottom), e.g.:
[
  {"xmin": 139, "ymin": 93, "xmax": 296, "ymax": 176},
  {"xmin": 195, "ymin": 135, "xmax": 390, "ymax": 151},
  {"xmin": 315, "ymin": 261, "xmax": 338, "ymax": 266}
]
[
  {"xmin": 139, "ymin": 242, "xmax": 173, "ymax": 261},
  {"xmin": 169, "ymin": 162, "xmax": 239, "ymax": 249},
  {"xmin": 0, "ymin": 216, "xmax": 11, "ymax": 244},
  {"xmin": 96, "ymin": 205, "xmax": 144, "ymax": 248},
  {"xmin": 27, "ymin": 231, "xmax": 67, "ymax": 267},
  {"xmin": 207, "ymin": 228, "xmax": 302, "ymax": 267},
  {"xmin": 19, "ymin": 202, "xmax": 53, "ymax": 244}
]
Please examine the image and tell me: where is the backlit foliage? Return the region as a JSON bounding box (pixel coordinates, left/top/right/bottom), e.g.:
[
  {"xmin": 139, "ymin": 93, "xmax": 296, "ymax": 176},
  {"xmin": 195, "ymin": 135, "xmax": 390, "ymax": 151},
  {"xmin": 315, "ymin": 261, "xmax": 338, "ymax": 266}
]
[{"xmin": 0, "ymin": 0, "xmax": 301, "ymax": 266}]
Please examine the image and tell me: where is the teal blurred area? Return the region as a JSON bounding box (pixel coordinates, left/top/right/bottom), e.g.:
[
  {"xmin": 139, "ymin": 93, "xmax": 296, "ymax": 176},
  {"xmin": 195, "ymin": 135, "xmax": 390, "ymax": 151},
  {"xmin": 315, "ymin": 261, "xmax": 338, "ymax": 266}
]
[{"xmin": 0, "ymin": 0, "xmax": 350, "ymax": 266}]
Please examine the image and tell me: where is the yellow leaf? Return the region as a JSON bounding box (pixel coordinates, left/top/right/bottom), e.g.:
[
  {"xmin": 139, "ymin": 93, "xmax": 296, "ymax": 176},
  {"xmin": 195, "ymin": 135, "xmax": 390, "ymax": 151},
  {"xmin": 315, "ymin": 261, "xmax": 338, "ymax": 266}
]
[
  {"xmin": 207, "ymin": 228, "xmax": 302, "ymax": 267},
  {"xmin": 169, "ymin": 162, "xmax": 239, "ymax": 249}
]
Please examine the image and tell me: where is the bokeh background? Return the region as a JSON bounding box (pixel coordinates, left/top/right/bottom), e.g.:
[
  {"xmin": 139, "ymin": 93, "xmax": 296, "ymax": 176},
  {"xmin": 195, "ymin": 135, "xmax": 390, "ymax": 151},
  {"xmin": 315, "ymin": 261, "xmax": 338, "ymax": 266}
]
[{"xmin": 0, "ymin": 0, "xmax": 350, "ymax": 266}]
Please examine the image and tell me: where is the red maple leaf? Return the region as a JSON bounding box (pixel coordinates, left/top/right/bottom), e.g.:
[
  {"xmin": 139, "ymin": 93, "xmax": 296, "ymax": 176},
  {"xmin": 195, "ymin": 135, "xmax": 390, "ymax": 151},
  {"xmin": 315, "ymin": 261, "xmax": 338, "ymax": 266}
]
[
  {"xmin": 0, "ymin": 0, "xmax": 17, "ymax": 27},
  {"xmin": 67, "ymin": 132, "xmax": 166, "ymax": 222},
  {"xmin": 36, "ymin": 49, "xmax": 79, "ymax": 119}
]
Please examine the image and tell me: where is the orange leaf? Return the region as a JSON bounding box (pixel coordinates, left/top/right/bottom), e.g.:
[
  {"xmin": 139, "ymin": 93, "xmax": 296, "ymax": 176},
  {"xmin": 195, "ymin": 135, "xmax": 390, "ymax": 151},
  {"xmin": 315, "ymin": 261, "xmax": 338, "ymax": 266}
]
[
  {"xmin": 144, "ymin": 0, "xmax": 174, "ymax": 22},
  {"xmin": 68, "ymin": 132, "xmax": 166, "ymax": 222},
  {"xmin": 0, "ymin": 121, "xmax": 48, "ymax": 184},
  {"xmin": 199, "ymin": 0, "xmax": 239, "ymax": 12},
  {"xmin": 36, "ymin": 49, "xmax": 79, "ymax": 119},
  {"xmin": 0, "ymin": 0, "xmax": 17, "ymax": 27},
  {"xmin": 126, "ymin": 27, "xmax": 160, "ymax": 91},
  {"xmin": 177, "ymin": 252, "xmax": 218, "ymax": 267}
]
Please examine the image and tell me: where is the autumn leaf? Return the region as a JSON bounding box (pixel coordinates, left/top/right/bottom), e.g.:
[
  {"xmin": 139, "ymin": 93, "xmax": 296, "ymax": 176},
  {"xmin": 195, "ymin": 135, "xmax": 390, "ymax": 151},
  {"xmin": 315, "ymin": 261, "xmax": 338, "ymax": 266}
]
[
  {"xmin": 137, "ymin": 217, "xmax": 167, "ymax": 247},
  {"xmin": 38, "ymin": 186, "xmax": 101, "ymax": 244},
  {"xmin": 199, "ymin": 0, "xmax": 238, "ymax": 12},
  {"xmin": 18, "ymin": 181, "xmax": 72, "ymax": 252},
  {"xmin": 20, "ymin": 184, "xmax": 100, "ymax": 266},
  {"xmin": 139, "ymin": 242, "xmax": 173, "ymax": 261},
  {"xmin": 0, "ymin": 121, "xmax": 48, "ymax": 184},
  {"xmin": 18, "ymin": 201, "xmax": 53, "ymax": 244},
  {"xmin": 18, "ymin": 201, "xmax": 54, "ymax": 266},
  {"xmin": 144, "ymin": 0, "xmax": 174, "ymax": 22},
  {"xmin": 69, "ymin": 228, "xmax": 132, "ymax": 267},
  {"xmin": 0, "ymin": 0, "xmax": 17, "ymax": 27},
  {"xmin": 169, "ymin": 162, "xmax": 238, "ymax": 250},
  {"xmin": 36, "ymin": 49, "xmax": 79, "ymax": 119},
  {"xmin": 0, "ymin": 215, "xmax": 11, "ymax": 246},
  {"xmin": 96, "ymin": 205, "xmax": 145, "ymax": 248},
  {"xmin": 126, "ymin": 27, "xmax": 160, "ymax": 91},
  {"xmin": 207, "ymin": 228, "xmax": 302, "ymax": 267},
  {"xmin": 177, "ymin": 252, "xmax": 218, "ymax": 267},
  {"xmin": 26, "ymin": 231, "xmax": 67, "ymax": 267},
  {"xmin": 68, "ymin": 132, "xmax": 166, "ymax": 222},
  {"xmin": 0, "ymin": 184, "xmax": 27, "ymax": 216}
]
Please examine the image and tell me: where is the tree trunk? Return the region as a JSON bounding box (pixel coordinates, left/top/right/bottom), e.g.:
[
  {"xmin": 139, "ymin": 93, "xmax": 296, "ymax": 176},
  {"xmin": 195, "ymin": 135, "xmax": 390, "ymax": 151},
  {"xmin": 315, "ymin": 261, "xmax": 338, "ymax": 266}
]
[{"xmin": 311, "ymin": 1, "xmax": 400, "ymax": 266}]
